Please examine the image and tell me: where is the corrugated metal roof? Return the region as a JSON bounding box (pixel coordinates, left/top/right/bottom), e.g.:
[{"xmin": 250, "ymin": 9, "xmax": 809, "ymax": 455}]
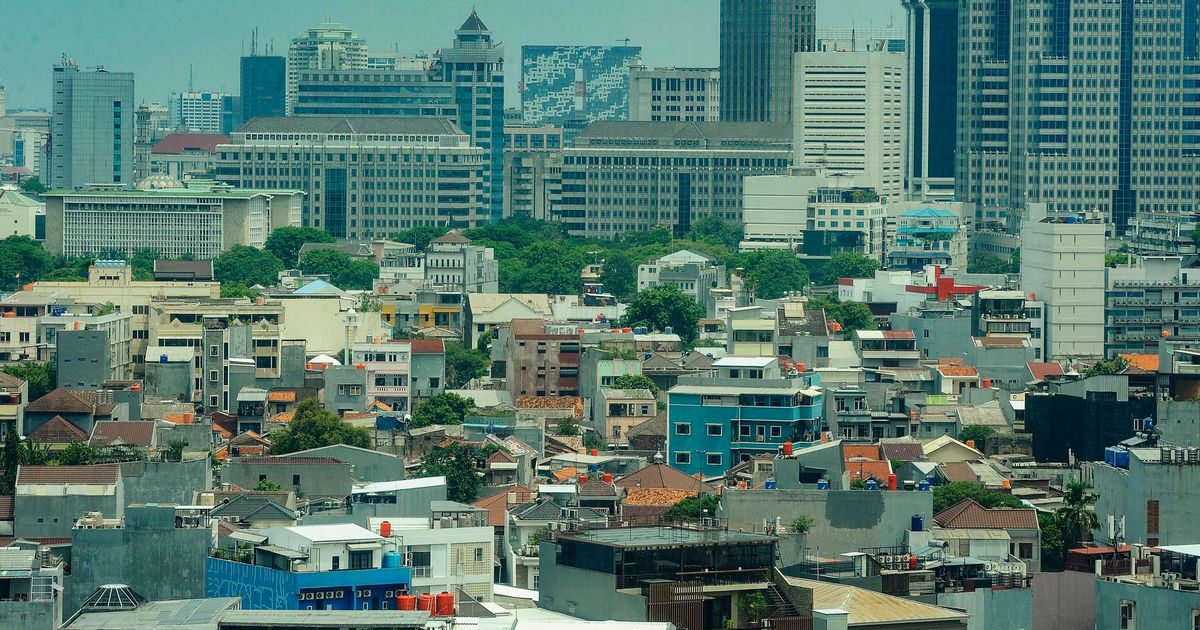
[{"xmin": 784, "ymin": 576, "xmax": 967, "ymax": 624}]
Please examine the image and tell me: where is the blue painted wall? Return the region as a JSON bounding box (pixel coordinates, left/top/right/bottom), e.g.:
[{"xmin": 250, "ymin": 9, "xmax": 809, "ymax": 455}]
[{"xmin": 206, "ymin": 558, "xmax": 412, "ymax": 610}]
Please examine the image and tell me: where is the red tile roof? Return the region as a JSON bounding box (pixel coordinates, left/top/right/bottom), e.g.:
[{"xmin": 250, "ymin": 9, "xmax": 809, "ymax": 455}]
[
  {"xmin": 409, "ymin": 339, "xmax": 445, "ymax": 354},
  {"xmin": 233, "ymin": 456, "xmax": 347, "ymax": 465},
  {"xmin": 1120, "ymin": 353, "xmax": 1159, "ymax": 373},
  {"xmin": 267, "ymin": 391, "xmax": 297, "ymax": 403},
  {"xmin": 25, "ymin": 388, "xmax": 97, "ymax": 414},
  {"xmin": 938, "ymin": 366, "xmax": 979, "ymax": 377},
  {"xmin": 880, "ymin": 443, "xmax": 925, "ymax": 462},
  {"xmin": 0, "ymin": 372, "xmax": 24, "ymax": 388},
  {"xmin": 847, "ymin": 461, "xmax": 892, "ymax": 481},
  {"xmin": 615, "ymin": 463, "xmax": 714, "ymax": 492},
  {"xmin": 151, "ymin": 133, "xmax": 229, "ymax": 154},
  {"xmin": 938, "ymin": 461, "xmax": 981, "ymax": 483},
  {"xmin": 89, "ymin": 421, "xmax": 155, "ymax": 447},
  {"xmin": 843, "ymin": 444, "xmax": 882, "ymax": 461},
  {"xmin": 624, "ymin": 487, "xmax": 696, "ymax": 506},
  {"xmin": 934, "ymin": 499, "xmax": 1039, "ymax": 530},
  {"xmin": 16, "ymin": 465, "xmax": 120, "ymax": 485},
  {"xmin": 163, "ymin": 413, "xmax": 196, "ymax": 425},
  {"xmin": 1027, "ymin": 362, "xmax": 1066, "ymax": 381},
  {"xmin": 882, "ymin": 330, "xmax": 916, "ymax": 340},
  {"xmin": 28, "ymin": 415, "xmax": 90, "ymax": 444},
  {"xmin": 0, "ymin": 496, "xmax": 12, "ymax": 520},
  {"xmin": 472, "ymin": 484, "xmax": 535, "ymax": 527}
]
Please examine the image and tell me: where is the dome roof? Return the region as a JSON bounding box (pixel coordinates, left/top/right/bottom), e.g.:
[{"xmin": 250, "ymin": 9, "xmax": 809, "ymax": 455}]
[{"xmin": 134, "ymin": 174, "xmax": 184, "ymax": 190}]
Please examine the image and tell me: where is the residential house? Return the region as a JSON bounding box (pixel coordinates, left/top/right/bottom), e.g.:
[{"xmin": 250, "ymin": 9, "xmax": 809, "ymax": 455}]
[
  {"xmin": 223, "ymin": 456, "xmax": 355, "ymax": 500},
  {"xmin": 505, "ymin": 319, "xmax": 581, "ymax": 399},
  {"xmin": 933, "ymin": 498, "xmax": 1042, "ymax": 573},
  {"xmin": 14, "ymin": 465, "xmax": 123, "ymax": 538},
  {"xmin": 22, "ymin": 387, "xmax": 122, "ymax": 437},
  {"xmin": 288, "ymin": 444, "xmax": 406, "ymax": 483},
  {"xmin": 0, "ymin": 546, "xmax": 65, "ymax": 630},
  {"xmin": 1094, "ymin": 546, "xmax": 1200, "ymax": 630},
  {"xmin": 594, "ymin": 388, "xmax": 656, "ymax": 447},
  {"xmin": 853, "ymin": 330, "xmax": 920, "ymax": 369},
  {"xmin": 26, "ymin": 416, "xmax": 89, "ymax": 447},
  {"xmin": 408, "ymin": 339, "xmax": 446, "ymax": 405},
  {"xmin": 464, "ymin": 293, "xmax": 552, "ymax": 349},
  {"xmin": 637, "ymin": 249, "xmax": 726, "ymax": 317},
  {"xmin": 503, "ymin": 497, "xmax": 607, "ymax": 590},
  {"xmin": 369, "ymin": 501, "xmax": 495, "ymax": 602},
  {"xmin": 88, "ymin": 421, "xmax": 157, "ymax": 450},
  {"xmin": 207, "ymin": 495, "xmax": 297, "ymax": 529},
  {"xmin": 0, "ymin": 373, "xmax": 27, "ymax": 439},
  {"xmin": 624, "ymin": 412, "xmax": 667, "ymax": 452}
]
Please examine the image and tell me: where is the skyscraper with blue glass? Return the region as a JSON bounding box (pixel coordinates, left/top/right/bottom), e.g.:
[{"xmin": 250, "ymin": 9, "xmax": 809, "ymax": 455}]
[
  {"xmin": 520, "ymin": 45, "xmax": 642, "ymax": 127},
  {"xmin": 50, "ymin": 59, "xmax": 134, "ymax": 189}
]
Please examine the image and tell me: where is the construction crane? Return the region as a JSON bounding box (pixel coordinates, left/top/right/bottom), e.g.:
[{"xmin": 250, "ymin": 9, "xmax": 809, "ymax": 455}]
[{"xmin": 617, "ymin": 38, "xmax": 632, "ymax": 48}]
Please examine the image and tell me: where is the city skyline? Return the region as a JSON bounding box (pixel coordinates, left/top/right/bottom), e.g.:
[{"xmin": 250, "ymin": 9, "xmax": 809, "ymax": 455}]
[{"xmin": 0, "ymin": 0, "xmax": 904, "ymax": 110}]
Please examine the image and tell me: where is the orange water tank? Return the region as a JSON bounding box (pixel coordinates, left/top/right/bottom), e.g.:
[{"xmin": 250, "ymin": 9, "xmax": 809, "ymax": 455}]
[
  {"xmin": 887, "ymin": 474, "xmax": 898, "ymax": 491},
  {"xmin": 981, "ymin": 377, "xmax": 993, "ymax": 388},
  {"xmin": 908, "ymin": 554, "xmax": 918, "ymax": 570},
  {"xmin": 380, "ymin": 520, "xmax": 391, "ymax": 538},
  {"xmin": 602, "ymin": 472, "xmax": 613, "ymax": 483},
  {"xmin": 1, "ymin": 312, "xmax": 14, "ymax": 318},
  {"xmin": 820, "ymin": 432, "xmax": 829, "ymax": 443},
  {"xmin": 965, "ymin": 439, "xmax": 976, "ymax": 449},
  {"xmin": 578, "ymin": 474, "xmax": 589, "ymax": 483},
  {"xmin": 396, "ymin": 595, "xmax": 417, "ymax": 611},
  {"xmin": 1002, "ymin": 478, "xmax": 1012, "ymax": 489},
  {"xmin": 434, "ymin": 591, "xmax": 455, "ymax": 616},
  {"xmin": 782, "ymin": 442, "xmax": 794, "ymax": 456},
  {"xmin": 795, "ymin": 362, "xmax": 805, "ymax": 373},
  {"xmin": 590, "ymin": 448, "xmax": 599, "ymax": 456},
  {"xmin": 416, "ymin": 593, "xmax": 435, "ymax": 611}
]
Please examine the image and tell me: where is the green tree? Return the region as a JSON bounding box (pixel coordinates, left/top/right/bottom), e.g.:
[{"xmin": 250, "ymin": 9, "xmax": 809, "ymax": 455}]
[
  {"xmin": 503, "ymin": 241, "xmax": 586, "ymax": 294},
  {"xmin": 38, "ymin": 268, "xmax": 87, "ymax": 282},
  {"xmin": 808, "ymin": 295, "xmax": 876, "ymax": 336},
  {"xmin": 620, "ymin": 285, "xmax": 705, "ymax": 347},
  {"xmin": 599, "ymin": 252, "xmax": 637, "ymax": 299},
  {"xmin": 264, "ymin": 226, "xmax": 335, "ymax": 267},
  {"xmin": 816, "ymin": 252, "xmax": 880, "ymax": 286},
  {"xmin": 737, "ymin": 591, "xmax": 767, "ymax": 623},
  {"xmin": 1104, "ymin": 253, "xmax": 1131, "ymax": 268},
  {"xmin": 0, "ymin": 236, "xmax": 56, "ymax": 290},
  {"xmin": 20, "ymin": 439, "xmax": 50, "ymax": 466},
  {"xmin": 445, "ymin": 342, "xmax": 489, "ymax": 388},
  {"xmin": 220, "ymin": 283, "xmax": 261, "ymax": 299},
  {"xmin": 298, "ymin": 248, "xmax": 352, "ymax": 280},
  {"xmin": 1056, "ymin": 481, "xmax": 1100, "ymax": 550},
  {"xmin": 410, "ymin": 392, "xmax": 474, "ymax": 429},
  {"xmin": 849, "ymin": 477, "xmax": 869, "ymax": 490},
  {"xmin": 1039, "ymin": 512, "xmax": 1066, "ymax": 572},
  {"xmin": 556, "ymin": 417, "xmax": 580, "ymax": 436},
  {"xmin": 56, "ymin": 441, "xmax": 98, "ymax": 466},
  {"xmin": 214, "ymin": 246, "xmax": 284, "ymax": 287},
  {"xmin": 1, "ymin": 362, "xmax": 56, "ymax": 400},
  {"xmin": 268, "ymin": 398, "xmax": 371, "ymax": 454},
  {"xmin": 686, "ymin": 215, "xmax": 744, "ymax": 250},
  {"xmin": 163, "ymin": 439, "xmax": 189, "ymax": 463},
  {"xmin": 1084, "ymin": 356, "xmax": 1128, "ymax": 378},
  {"xmin": 391, "ymin": 225, "xmax": 451, "ymax": 252},
  {"xmin": 417, "ymin": 443, "xmax": 483, "ymax": 503},
  {"xmin": 339, "ymin": 259, "xmax": 380, "ymax": 290},
  {"xmin": 664, "ymin": 494, "xmax": 720, "ymax": 521},
  {"xmin": 20, "ymin": 176, "xmax": 47, "ymax": 194},
  {"xmin": 958, "ymin": 425, "xmax": 996, "ymax": 450},
  {"xmin": 933, "ymin": 480, "xmax": 1026, "ymax": 514},
  {"xmin": 731, "ymin": 249, "xmax": 811, "ymax": 299},
  {"xmin": 611, "ymin": 374, "xmax": 659, "ymax": 397},
  {"xmin": 790, "ymin": 515, "xmax": 814, "ymax": 535},
  {"xmin": 1, "ymin": 430, "xmax": 20, "ymax": 495},
  {"xmin": 475, "ymin": 330, "xmax": 493, "ymax": 353},
  {"xmin": 96, "ymin": 301, "xmax": 117, "ymax": 316},
  {"xmin": 968, "ymin": 253, "xmax": 1013, "ymax": 275},
  {"xmin": 256, "ymin": 479, "xmax": 282, "ymax": 491}
]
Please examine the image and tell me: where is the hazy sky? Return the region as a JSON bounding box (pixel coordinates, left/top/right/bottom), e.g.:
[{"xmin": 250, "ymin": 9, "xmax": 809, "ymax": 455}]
[{"xmin": 1, "ymin": 0, "xmax": 905, "ymax": 110}]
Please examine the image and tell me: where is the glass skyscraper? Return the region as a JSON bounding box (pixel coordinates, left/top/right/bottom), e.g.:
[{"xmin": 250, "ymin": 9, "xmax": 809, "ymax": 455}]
[
  {"xmin": 520, "ymin": 45, "xmax": 642, "ymax": 126},
  {"xmin": 240, "ymin": 55, "xmax": 286, "ymax": 122},
  {"xmin": 50, "ymin": 59, "xmax": 135, "ymax": 189},
  {"xmin": 719, "ymin": 0, "xmax": 816, "ymax": 123},
  {"xmin": 904, "ymin": 0, "xmax": 958, "ymax": 199}
]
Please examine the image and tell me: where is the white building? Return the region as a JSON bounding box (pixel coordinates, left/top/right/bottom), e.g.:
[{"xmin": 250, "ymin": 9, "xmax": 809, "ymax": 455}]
[
  {"xmin": 171, "ymin": 91, "xmax": 226, "ymax": 134},
  {"xmin": 1020, "ymin": 205, "xmax": 1106, "ymax": 360},
  {"xmin": 424, "ymin": 232, "xmax": 499, "ymax": 293},
  {"xmin": 793, "ymin": 50, "xmax": 906, "ymax": 201},
  {"xmin": 0, "ymin": 187, "xmax": 43, "ymax": 239},
  {"xmin": 370, "ymin": 504, "xmax": 495, "ymax": 602},
  {"xmin": 637, "ymin": 249, "xmax": 725, "ymax": 308},
  {"xmin": 286, "ymin": 22, "xmax": 368, "ymax": 115},
  {"xmin": 627, "ymin": 66, "xmax": 720, "ymax": 122},
  {"xmin": 259, "ymin": 524, "xmax": 383, "ymax": 572}
]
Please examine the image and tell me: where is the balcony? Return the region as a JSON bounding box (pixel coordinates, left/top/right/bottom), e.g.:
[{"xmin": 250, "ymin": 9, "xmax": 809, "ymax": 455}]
[{"xmin": 370, "ymin": 385, "xmax": 410, "ymax": 395}]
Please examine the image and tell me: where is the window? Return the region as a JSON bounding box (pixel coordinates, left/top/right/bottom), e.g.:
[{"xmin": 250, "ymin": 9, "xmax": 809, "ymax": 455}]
[
  {"xmin": 674, "ymin": 423, "xmax": 691, "ymax": 435},
  {"xmin": 209, "ymin": 345, "xmax": 219, "ymax": 356},
  {"xmin": 475, "ymin": 547, "xmax": 484, "ymax": 562},
  {"xmin": 1192, "ymin": 610, "xmax": 1200, "ymax": 630},
  {"xmin": 706, "ymin": 424, "xmax": 722, "ymax": 436},
  {"xmin": 674, "ymin": 452, "xmax": 691, "ymax": 465},
  {"xmin": 707, "ymin": 453, "xmax": 722, "ymax": 466},
  {"xmin": 770, "ymin": 426, "xmax": 782, "ymax": 438},
  {"xmin": 292, "ymin": 474, "xmax": 301, "ymax": 485},
  {"xmin": 258, "ymin": 474, "xmax": 267, "ymax": 482},
  {"xmin": 1120, "ymin": 600, "xmax": 1135, "ymax": 630},
  {"xmin": 349, "ymin": 550, "xmax": 372, "ymax": 569},
  {"xmin": 209, "ymin": 395, "xmax": 218, "ymax": 407},
  {"xmin": 209, "ymin": 370, "xmax": 218, "ymax": 382},
  {"xmin": 1019, "ymin": 542, "xmax": 1034, "ymax": 559},
  {"xmin": 331, "ymin": 555, "xmax": 341, "ymax": 571}
]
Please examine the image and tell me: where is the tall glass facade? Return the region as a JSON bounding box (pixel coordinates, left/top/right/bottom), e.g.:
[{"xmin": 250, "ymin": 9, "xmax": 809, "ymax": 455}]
[
  {"xmin": 240, "ymin": 55, "xmax": 286, "ymax": 122},
  {"xmin": 520, "ymin": 45, "xmax": 642, "ymax": 126}
]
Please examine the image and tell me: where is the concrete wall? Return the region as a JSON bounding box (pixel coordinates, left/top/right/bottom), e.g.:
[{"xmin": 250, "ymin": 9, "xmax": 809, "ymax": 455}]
[
  {"xmin": 937, "ymin": 587, "xmax": 1033, "ymax": 630},
  {"xmin": 120, "ymin": 458, "xmax": 211, "ymax": 506},
  {"xmin": 223, "ymin": 460, "xmax": 355, "ymax": 500},
  {"xmin": 537, "ymin": 542, "xmax": 648, "ymax": 621},
  {"xmin": 66, "ymin": 505, "xmax": 210, "ymax": 615},
  {"xmin": 56, "ymin": 330, "xmax": 112, "ymax": 391},
  {"xmin": 143, "ymin": 360, "xmax": 193, "ymax": 402},
  {"xmin": 292, "ymin": 444, "xmax": 404, "ymax": 482},
  {"xmin": 0, "ymin": 601, "xmax": 56, "ymax": 630},
  {"xmin": 15, "ymin": 492, "xmax": 121, "ymax": 538},
  {"xmin": 1094, "ymin": 578, "xmax": 1200, "ymax": 630},
  {"xmin": 324, "ymin": 365, "xmax": 368, "ymax": 415},
  {"xmin": 156, "ymin": 422, "xmax": 214, "ymax": 453},
  {"xmin": 1090, "ymin": 455, "xmax": 1200, "ymax": 545},
  {"xmin": 720, "ymin": 489, "xmax": 933, "ymax": 559},
  {"xmin": 1033, "ymin": 571, "xmax": 1095, "ymax": 630}
]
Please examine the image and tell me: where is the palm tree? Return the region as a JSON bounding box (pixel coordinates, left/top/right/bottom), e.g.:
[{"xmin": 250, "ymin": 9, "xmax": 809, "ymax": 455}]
[{"xmin": 1055, "ymin": 481, "xmax": 1100, "ymax": 548}]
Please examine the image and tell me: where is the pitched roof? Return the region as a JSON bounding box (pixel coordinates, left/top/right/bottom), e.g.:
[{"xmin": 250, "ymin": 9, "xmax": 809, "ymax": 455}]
[
  {"xmin": 0, "ymin": 496, "xmax": 13, "ymax": 520},
  {"xmin": 431, "ymin": 231, "xmax": 471, "ymax": 245},
  {"xmin": 458, "ymin": 10, "xmax": 490, "ymax": 32},
  {"xmin": 28, "ymin": 415, "xmax": 90, "ymax": 444},
  {"xmin": 615, "ymin": 463, "xmax": 713, "ymax": 492},
  {"xmin": 623, "ymin": 487, "xmax": 695, "ymax": 506},
  {"xmin": 0, "ymin": 372, "xmax": 25, "ymax": 388},
  {"xmin": 784, "ymin": 576, "xmax": 967, "ymax": 625},
  {"xmin": 89, "ymin": 421, "xmax": 156, "ymax": 447},
  {"xmin": 267, "ymin": 390, "xmax": 297, "ymax": 403},
  {"xmin": 847, "ymin": 461, "xmax": 892, "ymax": 481},
  {"xmin": 151, "ymin": 133, "xmax": 228, "ymax": 154},
  {"xmin": 25, "ymin": 387, "xmax": 97, "ymax": 414},
  {"xmin": 937, "ymin": 461, "xmax": 981, "ymax": 483},
  {"xmin": 624, "ymin": 412, "xmax": 668, "ymax": 439},
  {"xmin": 1027, "ymin": 362, "xmax": 1066, "ymax": 381},
  {"xmin": 577, "ymin": 480, "xmax": 620, "ymax": 497},
  {"xmin": 16, "ymin": 464, "xmax": 120, "ymax": 485},
  {"xmin": 934, "ymin": 498, "xmax": 1039, "ymax": 530},
  {"xmin": 843, "ymin": 444, "xmax": 881, "ymax": 461},
  {"xmin": 409, "ymin": 339, "xmax": 445, "ymax": 354},
  {"xmin": 1120, "ymin": 353, "xmax": 1160, "ymax": 373},
  {"xmin": 879, "ymin": 442, "xmax": 925, "ymax": 462},
  {"xmin": 472, "ymin": 484, "xmax": 535, "ymax": 527},
  {"xmin": 208, "ymin": 495, "xmax": 296, "ymax": 521},
  {"xmin": 937, "ymin": 365, "xmax": 979, "ymax": 377}
]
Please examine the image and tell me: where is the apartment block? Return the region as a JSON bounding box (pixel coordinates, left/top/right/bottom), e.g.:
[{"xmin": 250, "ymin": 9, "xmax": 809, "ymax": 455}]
[
  {"xmin": 627, "ymin": 66, "xmax": 720, "ymax": 122},
  {"xmin": 504, "ymin": 318, "xmax": 581, "ymax": 399},
  {"xmin": 1105, "ymin": 256, "xmax": 1200, "ymax": 357},
  {"xmin": 502, "ymin": 124, "xmax": 562, "ymax": 220},
  {"xmin": 49, "ymin": 59, "xmax": 134, "ymax": 189},
  {"xmin": 286, "ymin": 23, "xmax": 368, "ymax": 115},
  {"xmin": 1020, "ymin": 208, "xmax": 1106, "ymax": 359}
]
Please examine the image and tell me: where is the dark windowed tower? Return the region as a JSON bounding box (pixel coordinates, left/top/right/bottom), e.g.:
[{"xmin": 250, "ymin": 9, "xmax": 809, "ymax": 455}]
[
  {"xmin": 719, "ymin": 0, "xmax": 816, "ymax": 123},
  {"xmin": 904, "ymin": 0, "xmax": 959, "ymax": 199}
]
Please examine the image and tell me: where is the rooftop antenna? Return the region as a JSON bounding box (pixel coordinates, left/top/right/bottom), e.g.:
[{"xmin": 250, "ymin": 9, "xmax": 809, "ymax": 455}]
[
  {"xmin": 251, "ymin": 27, "xmax": 258, "ymax": 57},
  {"xmin": 617, "ymin": 38, "xmax": 631, "ymax": 47},
  {"xmin": 188, "ymin": 64, "xmax": 194, "ymax": 92}
]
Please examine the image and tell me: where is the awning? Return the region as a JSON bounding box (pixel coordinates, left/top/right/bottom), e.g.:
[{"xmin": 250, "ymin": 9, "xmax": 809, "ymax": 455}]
[
  {"xmin": 346, "ymin": 542, "xmax": 383, "ymax": 551},
  {"xmin": 257, "ymin": 544, "xmax": 307, "ymax": 559},
  {"xmin": 229, "ymin": 531, "xmax": 268, "ymax": 545},
  {"xmin": 799, "ymin": 388, "xmax": 823, "ymax": 398}
]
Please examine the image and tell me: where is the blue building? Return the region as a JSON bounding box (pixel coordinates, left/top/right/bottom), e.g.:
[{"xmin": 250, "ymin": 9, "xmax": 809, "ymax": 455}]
[
  {"xmin": 521, "ymin": 45, "xmax": 642, "ymax": 127},
  {"xmin": 885, "ymin": 208, "xmax": 967, "ymax": 271},
  {"xmin": 667, "ymin": 356, "xmax": 824, "ymax": 477},
  {"xmin": 207, "ymin": 523, "xmax": 412, "ymax": 610}
]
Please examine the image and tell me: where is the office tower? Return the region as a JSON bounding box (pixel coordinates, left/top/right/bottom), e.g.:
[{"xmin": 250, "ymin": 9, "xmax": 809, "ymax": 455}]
[
  {"xmin": 719, "ymin": 0, "xmax": 815, "ymax": 123},
  {"xmin": 215, "ymin": 117, "xmax": 485, "ymax": 238},
  {"xmin": 221, "ymin": 95, "xmax": 243, "ymax": 135},
  {"xmin": 239, "ymin": 55, "xmax": 285, "ymax": 121},
  {"xmin": 286, "ymin": 22, "xmax": 368, "ymax": 114},
  {"xmin": 555, "ymin": 121, "xmax": 792, "ymax": 238},
  {"xmin": 520, "ymin": 45, "xmax": 642, "ymax": 126},
  {"xmin": 1021, "ymin": 205, "xmax": 1106, "ymax": 360},
  {"xmin": 435, "ymin": 11, "xmax": 505, "ymax": 221},
  {"xmin": 794, "ymin": 50, "xmax": 907, "ymax": 200},
  {"xmin": 171, "ymin": 91, "xmax": 226, "ymax": 133},
  {"xmin": 49, "ymin": 59, "xmax": 134, "ymax": 189},
  {"xmin": 503, "ymin": 124, "xmax": 563, "ymax": 220},
  {"xmin": 959, "ymin": 0, "xmax": 1200, "ymax": 233},
  {"xmin": 903, "ymin": 1, "xmax": 957, "ymax": 200},
  {"xmin": 627, "ymin": 66, "xmax": 720, "ymax": 122},
  {"xmin": 293, "ymin": 68, "xmax": 457, "ymax": 118}
]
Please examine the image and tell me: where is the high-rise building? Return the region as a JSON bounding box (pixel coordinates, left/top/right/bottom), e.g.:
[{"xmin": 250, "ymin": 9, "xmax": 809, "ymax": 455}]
[
  {"xmin": 239, "ymin": 55, "xmax": 285, "ymax": 122},
  {"xmin": 1021, "ymin": 205, "xmax": 1106, "ymax": 360},
  {"xmin": 171, "ymin": 91, "xmax": 226, "ymax": 133},
  {"xmin": 958, "ymin": 0, "xmax": 1200, "ymax": 233},
  {"xmin": 719, "ymin": 0, "xmax": 816, "ymax": 123},
  {"xmin": 554, "ymin": 121, "xmax": 792, "ymax": 238},
  {"xmin": 793, "ymin": 50, "xmax": 907, "ymax": 200},
  {"xmin": 627, "ymin": 66, "xmax": 720, "ymax": 122},
  {"xmin": 293, "ymin": 68, "xmax": 457, "ymax": 118},
  {"xmin": 520, "ymin": 45, "xmax": 642, "ymax": 126},
  {"xmin": 286, "ymin": 22, "xmax": 368, "ymax": 114},
  {"xmin": 902, "ymin": 1, "xmax": 957, "ymax": 200},
  {"xmin": 435, "ymin": 11, "xmax": 505, "ymax": 222},
  {"xmin": 503, "ymin": 124, "xmax": 563, "ymax": 220},
  {"xmin": 215, "ymin": 117, "xmax": 485, "ymax": 238},
  {"xmin": 221, "ymin": 95, "xmax": 243, "ymax": 135},
  {"xmin": 49, "ymin": 59, "xmax": 134, "ymax": 189}
]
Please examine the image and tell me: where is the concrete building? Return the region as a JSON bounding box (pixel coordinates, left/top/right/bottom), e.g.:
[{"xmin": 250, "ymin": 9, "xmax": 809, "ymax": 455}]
[
  {"xmin": 520, "ymin": 45, "xmax": 641, "ymax": 126},
  {"xmin": 800, "ymin": 185, "xmax": 888, "ymax": 261},
  {"xmin": 502, "ymin": 124, "xmax": 562, "ymax": 220},
  {"xmin": 886, "ymin": 208, "xmax": 969, "ymax": 272},
  {"xmin": 0, "ymin": 372, "xmax": 27, "ymax": 439},
  {"xmin": 1128, "ymin": 211, "xmax": 1200, "ymax": 257},
  {"xmin": 224, "ymin": 456, "xmax": 356, "ymax": 500},
  {"xmin": 148, "ymin": 133, "xmax": 227, "ymax": 180},
  {"xmin": 594, "ymin": 387, "xmax": 656, "ymax": 446},
  {"xmin": 933, "ymin": 498, "xmax": 1042, "ymax": 573},
  {"xmin": 424, "ymin": 231, "xmax": 498, "ymax": 293},
  {"xmin": 286, "ymin": 22, "xmax": 368, "ymax": 115},
  {"xmin": 740, "ymin": 168, "xmax": 841, "ymax": 250},
  {"xmin": 1020, "ymin": 209, "xmax": 1107, "ymax": 359},
  {"xmin": 292, "ymin": 67, "xmax": 455, "ymax": 119},
  {"xmin": 464, "ymin": 293, "xmax": 553, "ymax": 349},
  {"xmin": 903, "ymin": 0, "xmax": 959, "ymax": 200},
  {"xmin": 369, "ymin": 504, "xmax": 494, "ymax": 602},
  {"xmin": 14, "ymin": 465, "xmax": 122, "ymax": 538},
  {"xmin": 1024, "ymin": 376, "xmax": 1151, "ymax": 463},
  {"xmin": 555, "ymin": 121, "xmax": 792, "ymax": 238},
  {"xmin": 39, "ymin": 312, "xmax": 134, "ymax": 387},
  {"xmin": 323, "ymin": 364, "xmax": 369, "ymax": 416},
  {"xmin": 505, "ymin": 319, "xmax": 581, "ymax": 399},
  {"xmin": 43, "ymin": 184, "xmax": 302, "ymax": 260},
  {"xmin": 793, "ymin": 50, "xmax": 907, "ymax": 200},
  {"xmin": 667, "ymin": 357, "xmax": 823, "ymax": 477},
  {"xmin": 49, "ymin": 59, "xmax": 134, "ymax": 189},
  {"xmin": 171, "ymin": 91, "xmax": 225, "ymax": 134},
  {"xmin": 240, "ymin": 54, "xmax": 286, "ymax": 121},
  {"xmin": 636, "ymin": 249, "xmax": 725, "ymax": 311},
  {"xmin": 352, "ymin": 339, "xmax": 414, "ymax": 413},
  {"xmin": 0, "ymin": 188, "xmax": 43, "ymax": 239},
  {"xmin": 720, "ymin": 0, "xmax": 816, "ymax": 123},
  {"xmin": 1094, "ymin": 546, "xmax": 1200, "ymax": 630},
  {"xmin": 0, "ymin": 547, "xmax": 64, "ymax": 630},
  {"xmin": 215, "ymin": 116, "xmax": 485, "ymax": 236},
  {"xmin": 1105, "ymin": 256, "xmax": 1200, "ymax": 356},
  {"xmin": 1090, "ymin": 445, "xmax": 1200, "ymax": 547},
  {"xmin": 628, "ymin": 66, "xmax": 720, "ymax": 122}
]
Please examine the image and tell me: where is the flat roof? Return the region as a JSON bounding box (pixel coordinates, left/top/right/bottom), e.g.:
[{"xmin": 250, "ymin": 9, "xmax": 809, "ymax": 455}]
[
  {"xmin": 713, "ymin": 356, "xmax": 776, "ymax": 368},
  {"xmin": 1158, "ymin": 544, "xmax": 1200, "ymax": 558},
  {"xmin": 561, "ymin": 526, "xmax": 776, "ymax": 548},
  {"xmin": 283, "ymin": 523, "xmax": 380, "ymax": 543},
  {"xmin": 352, "ymin": 476, "xmax": 445, "ymax": 494},
  {"xmin": 218, "ymin": 609, "xmax": 431, "ymax": 627}
]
